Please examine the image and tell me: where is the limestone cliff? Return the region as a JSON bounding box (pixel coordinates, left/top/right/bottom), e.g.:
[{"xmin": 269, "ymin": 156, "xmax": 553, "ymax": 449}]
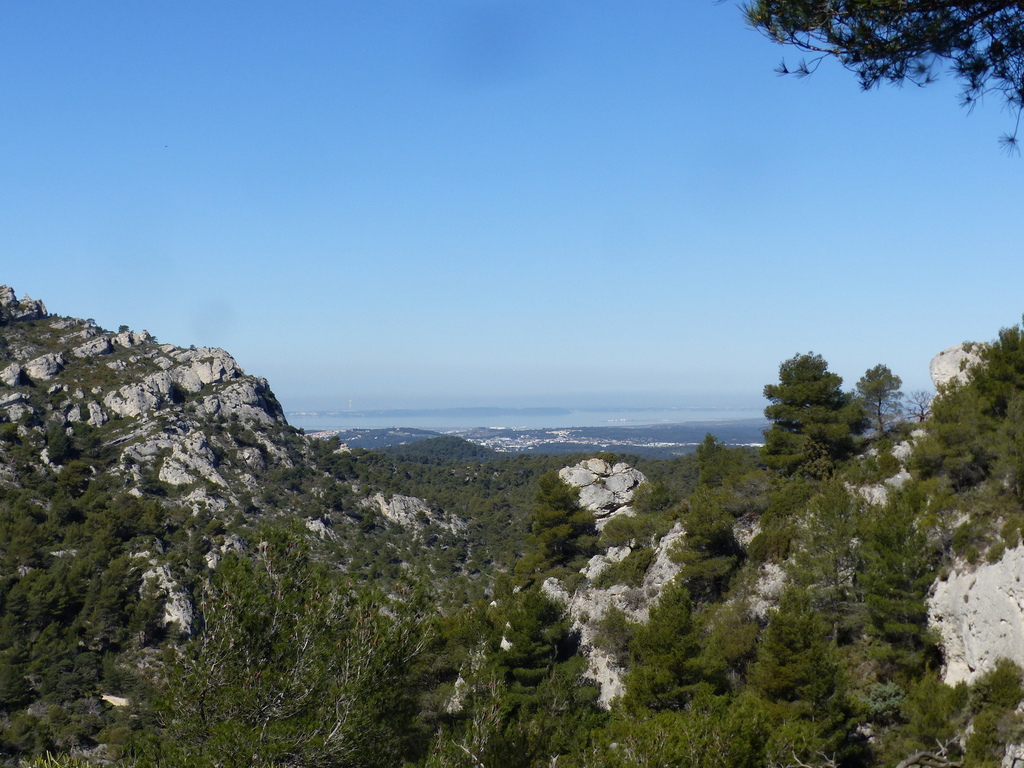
[
  {"xmin": 929, "ymin": 545, "xmax": 1024, "ymax": 686},
  {"xmin": 923, "ymin": 340, "xmax": 1024, "ymax": 689}
]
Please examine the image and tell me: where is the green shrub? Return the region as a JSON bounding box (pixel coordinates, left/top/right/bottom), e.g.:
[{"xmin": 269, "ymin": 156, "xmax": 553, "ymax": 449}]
[
  {"xmin": 592, "ymin": 607, "xmax": 632, "ymax": 663},
  {"xmin": 986, "ymin": 541, "xmax": 1007, "ymax": 564},
  {"xmin": 862, "ymin": 681, "xmax": 905, "ymax": 725},
  {"xmin": 593, "ymin": 548, "xmax": 655, "ymax": 589}
]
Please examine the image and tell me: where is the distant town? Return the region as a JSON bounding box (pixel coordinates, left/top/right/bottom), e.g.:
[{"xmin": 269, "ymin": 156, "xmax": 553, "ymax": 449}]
[{"xmin": 298, "ymin": 419, "xmax": 768, "ymax": 458}]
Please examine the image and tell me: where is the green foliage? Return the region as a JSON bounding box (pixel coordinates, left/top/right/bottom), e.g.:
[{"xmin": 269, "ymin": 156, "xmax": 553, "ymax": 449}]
[
  {"xmin": 789, "ymin": 481, "xmax": 864, "ymax": 641},
  {"xmin": 762, "ymin": 352, "xmax": 866, "ymax": 477},
  {"xmin": 859, "ymin": 491, "xmax": 937, "ymax": 668},
  {"xmin": 671, "ymin": 487, "xmax": 740, "ymax": 603},
  {"xmin": 970, "ymin": 658, "xmax": 1024, "ymax": 712},
  {"xmin": 18, "ymin": 753, "xmax": 94, "ymax": 768},
  {"xmin": 592, "ymin": 606, "xmax": 633, "ymax": 664},
  {"xmin": 599, "ymin": 511, "xmax": 671, "ymax": 550},
  {"xmin": 749, "ymin": 588, "xmax": 853, "ymax": 763},
  {"xmin": 622, "ymin": 579, "xmax": 703, "ymax": 713},
  {"xmin": 899, "ymin": 672, "xmax": 967, "ymax": 751},
  {"xmin": 587, "ymin": 691, "xmax": 769, "ymax": 768},
  {"xmin": 965, "ymin": 660, "xmax": 1024, "ymax": 767},
  {"xmin": 381, "ymin": 435, "xmax": 500, "ymax": 464},
  {"xmin": 592, "ymin": 547, "xmax": 655, "ymax": 589},
  {"xmin": 750, "ymin": 589, "xmax": 842, "ymax": 707},
  {"xmin": 695, "ymin": 601, "xmax": 760, "ymax": 691},
  {"xmin": 515, "ymin": 471, "xmax": 596, "ymax": 584},
  {"xmin": 630, "ymin": 478, "xmax": 678, "ymax": 514},
  {"xmin": 747, "ymin": 475, "xmax": 816, "ymax": 564},
  {"xmin": 148, "ymin": 531, "xmax": 427, "ymax": 768},
  {"xmin": 915, "ymin": 321, "xmax": 1024, "ymax": 495},
  {"xmin": 44, "ymin": 425, "xmax": 75, "ymax": 466},
  {"xmin": 427, "ymin": 662, "xmax": 601, "ymax": 768},
  {"xmin": 856, "ymin": 364, "xmax": 904, "ymax": 434},
  {"xmin": 695, "ymin": 434, "xmax": 758, "ymax": 487},
  {"xmin": 743, "ymin": 0, "xmax": 1024, "ymax": 146},
  {"xmin": 429, "ymin": 587, "xmax": 601, "ymax": 768},
  {"xmin": 490, "ymin": 589, "xmax": 574, "ymax": 694},
  {"xmin": 861, "ymin": 680, "xmax": 905, "ymax": 726}
]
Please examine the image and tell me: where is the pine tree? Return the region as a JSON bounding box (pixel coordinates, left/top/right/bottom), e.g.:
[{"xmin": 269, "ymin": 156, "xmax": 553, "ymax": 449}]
[
  {"xmin": 856, "ymin": 364, "xmax": 904, "ymax": 434},
  {"xmin": 515, "ymin": 471, "xmax": 596, "ymax": 583},
  {"xmin": 762, "ymin": 353, "xmax": 866, "ymax": 477},
  {"xmin": 623, "ymin": 579, "xmax": 703, "ymax": 713}
]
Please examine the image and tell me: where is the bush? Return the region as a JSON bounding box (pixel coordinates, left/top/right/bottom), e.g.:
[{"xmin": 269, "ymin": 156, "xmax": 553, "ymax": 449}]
[{"xmin": 592, "ymin": 548, "xmax": 655, "ymax": 589}]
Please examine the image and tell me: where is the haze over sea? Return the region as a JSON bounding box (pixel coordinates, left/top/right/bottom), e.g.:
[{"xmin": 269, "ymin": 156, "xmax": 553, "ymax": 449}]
[{"xmin": 287, "ymin": 405, "xmax": 766, "ymax": 432}]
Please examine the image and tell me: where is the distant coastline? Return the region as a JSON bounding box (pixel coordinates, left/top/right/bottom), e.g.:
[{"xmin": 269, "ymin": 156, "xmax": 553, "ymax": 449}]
[
  {"xmin": 288, "ymin": 408, "xmax": 769, "ymax": 458},
  {"xmin": 286, "ymin": 405, "xmax": 766, "ymax": 432}
]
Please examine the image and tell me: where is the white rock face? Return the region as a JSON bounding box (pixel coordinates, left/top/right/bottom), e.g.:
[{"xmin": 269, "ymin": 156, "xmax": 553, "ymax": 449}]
[
  {"xmin": 362, "ymin": 493, "xmax": 465, "ymax": 535},
  {"xmin": 582, "ymin": 546, "xmax": 631, "ymax": 582},
  {"xmin": 113, "ymin": 329, "xmax": 153, "ymax": 348},
  {"xmin": 304, "ymin": 518, "xmax": 335, "ymax": 540},
  {"xmin": 104, "ymin": 371, "xmax": 175, "ymax": 417},
  {"xmin": 72, "ymin": 336, "xmax": 113, "ymax": 358},
  {"xmin": 1002, "ymin": 743, "xmax": 1024, "ymax": 768},
  {"xmin": 140, "ymin": 564, "xmax": 194, "ymax": 635},
  {"xmin": 928, "ymin": 544, "xmax": 1024, "ymax": 685},
  {"xmin": 23, "ymin": 353, "xmax": 64, "ymax": 381},
  {"xmin": 86, "ymin": 401, "xmax": 108, "ymax": 427},
  {"xmin": 0, "ymin": 364, "xmax": 22, "ymax": 386},
  {"xmin": 542, "ymin": 515, "xmax": 686, "ymax": 708},
  {"xmin": 855, "ymin": 470, "xmax": 913, "ymax": 507},
  {"xmin": 0, "ymin": 393, "xmax": 26, "ymax": 409},
  {"xmin": 749, "ymin": 561, "xmax": 788, "ymax": 621},
  {"xmin": 201, "ymin": 379, "xmax": 279, "ymax": 424},
  {"xmin": 158, "ymin": 433, "xmax": 226, "ymax": 487},
  {"xmin": 558, "ymin": 458, "xmax": 646, "ymax": 528},
  {"xmin": 204, "ymin": 533, "xmax": 247, "ymax": 569},
  {"xmin": 0, "ymin": 287, "xmax": 47, "ymax": 321},
  {"xmin": 369, "ymin": 493, "xmax": 430, "ymax": 526},
  {"xmin": 891, "ymin": 440, "xmax": 914, "ymax": 463},
  {"xmin": 930, "ymin": 343, "xmax": 985, "ymax": 389}
]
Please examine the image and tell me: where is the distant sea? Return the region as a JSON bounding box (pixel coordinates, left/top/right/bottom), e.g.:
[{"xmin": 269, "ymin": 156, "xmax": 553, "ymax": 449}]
[{"xmin": 286, "ymin": 406, "xmax": 765, "ymax": 432}]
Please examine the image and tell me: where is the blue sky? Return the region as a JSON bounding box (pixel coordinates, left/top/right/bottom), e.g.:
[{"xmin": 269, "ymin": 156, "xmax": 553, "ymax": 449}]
[{"xmin": 2, "ymin": 1, "xmax": 1022, "ymax": 412}]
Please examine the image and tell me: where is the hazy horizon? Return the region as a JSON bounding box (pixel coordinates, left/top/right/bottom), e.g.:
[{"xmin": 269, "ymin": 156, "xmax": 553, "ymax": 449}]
[{"xmin": 285, "ymin": 402, "xmax": 768, "ymax": 431}]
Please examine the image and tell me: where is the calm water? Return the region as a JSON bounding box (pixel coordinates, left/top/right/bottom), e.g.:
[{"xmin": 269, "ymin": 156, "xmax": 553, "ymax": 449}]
[{"xmin": 286, "ymin": 405, "xmax": 765, "ymax": 432}]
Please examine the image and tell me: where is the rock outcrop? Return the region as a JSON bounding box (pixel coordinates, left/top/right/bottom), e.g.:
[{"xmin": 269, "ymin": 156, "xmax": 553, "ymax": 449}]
[
  {"xmin": 539, "ymin": 458, "xmax": 678, "ymax": 708},
  {"xmin": 140, "ymin": 564, "xmax": 195, "ymax": 635},
  {"xmin": 23, "ymin": 352, "xmax": 64, "ymax": 381},
  {"xmin": 853, "ymin": 438, "xmax": 916, "ymax": 506},
  {"xmin": 363, "ymin": 492, "xmax": 466, "ymax": 535},
  {"xmin": 543, "ymin": 520, "xmax": 684, "ymax": 708},
  {"xmin": 558, "ymin": 458, "xmax": 646, "ymax": 528},
  {"xmin": 0, "ymin": 287, "xmax": 47, "ymax": 322},
  {"xmin": 928, "ymin": 545, "xmax": 1024, "ymax": 686},
  {"xmin": 930, "ymin": 343, "xmax": 985, "ymax": 389},
  {"xmin": 922, "ymin": 342, "xmax": 1024, "ymax": 687}
]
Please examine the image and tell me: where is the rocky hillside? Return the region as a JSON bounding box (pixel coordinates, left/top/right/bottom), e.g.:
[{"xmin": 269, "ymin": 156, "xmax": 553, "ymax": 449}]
[
  {"xmin": 9, "ymin": 282, "xmax": 1024, "ymax": 768},
  {"xmin": 0, "ymin": 285, "xmax": 293, "ymax": 513}
]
